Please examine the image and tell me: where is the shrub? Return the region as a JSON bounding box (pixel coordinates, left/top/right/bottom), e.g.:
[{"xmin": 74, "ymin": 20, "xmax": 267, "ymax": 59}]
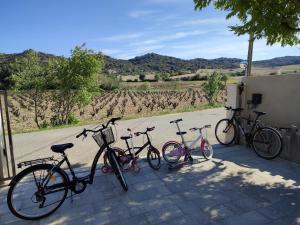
[{"xmin": 100, "ymin": 75, "xmax": 120, "ymax": 90}]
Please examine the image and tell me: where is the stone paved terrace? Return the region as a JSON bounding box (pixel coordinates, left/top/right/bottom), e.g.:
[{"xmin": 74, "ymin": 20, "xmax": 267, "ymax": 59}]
[{"xmin": 1, "ymin": 145, "xmax": 300, "ymax": 225}]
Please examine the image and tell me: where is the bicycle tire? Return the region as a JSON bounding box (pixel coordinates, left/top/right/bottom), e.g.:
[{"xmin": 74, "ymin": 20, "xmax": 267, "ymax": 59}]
[
  {"xmin": 103, "ymin": 147, "xmax": 126, "ymax": 168},
  {"xmin": 108, "ymin": 151, "xmax": 128, "ymax": 191},
  {"xmin": 201, "ymin": 139, "xmax": 213, "ymax": 160},
  {"xmin": 147, "ymin": 147, "xmax": 161, "ymax": 170},
  {"xmin": 162, "ymin": 141, "xmax": 182, "ymax": 164},
  {"xmin": 252, "ymin": 127, "xmax": 283, "ymax": 160},
  {"xmin": 215, "ymin": 119, "xmax": 237, "ymax": 145},
  {"xmin": 7, "ymin": 164, "xmax": 68, "ymax": 220}
]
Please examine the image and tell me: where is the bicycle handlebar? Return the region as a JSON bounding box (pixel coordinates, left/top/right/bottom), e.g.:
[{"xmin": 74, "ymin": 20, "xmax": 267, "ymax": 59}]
[
  {"xmin": 225, "ymin": 106, "xmax": 243, "ymax": 112},
  {"xmin": 189, "ymin": 124, "xmax": 211, "ymax": 132},
  {"xmin": 76, "ymin": 117, "xmax": 121, "ymax": 138},
  {"xmin": 134, "ymin": 126, "xmax": 155, "ymax": 136}
]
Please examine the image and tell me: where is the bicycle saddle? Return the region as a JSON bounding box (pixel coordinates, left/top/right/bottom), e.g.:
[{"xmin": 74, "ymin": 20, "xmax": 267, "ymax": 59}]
[
  {"xmin": 51, "ymin": 143, "xmax": 74, "ymax": 153},
  {"xmin": 121, "ymin": 136, "xmax": 131, "ymax": 140},
  {"xmin": 253, "ymin": 111, "xmax": 267, "ymax": 116},
  {"xmin": 170, "ymin": 118, "xmax": 183, "ymax": 124},
  {"xmin": 176, "ymin": 131, "xmax": 187, "ymax": 135}
]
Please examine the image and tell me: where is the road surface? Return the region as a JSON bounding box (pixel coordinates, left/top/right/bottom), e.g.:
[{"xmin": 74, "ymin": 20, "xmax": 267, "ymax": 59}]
[{"xmin": 12, "ymin": 108, "xmax": 226, "ymax": 169}]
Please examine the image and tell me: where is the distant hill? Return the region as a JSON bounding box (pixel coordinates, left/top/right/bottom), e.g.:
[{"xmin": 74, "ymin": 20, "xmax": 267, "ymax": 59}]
[
  {"xmin": 253, "ymin": 56, "xmax": 300, "ymax": 67},
  {"xmin": 0, "ymin": 50, "xmax": 299, "ymax": 88}
]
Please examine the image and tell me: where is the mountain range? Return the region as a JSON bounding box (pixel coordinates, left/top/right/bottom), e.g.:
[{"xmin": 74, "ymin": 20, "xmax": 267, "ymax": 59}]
[{"xmin": 0, "ymin": 50, "xmax": 299, "ymax": 88}]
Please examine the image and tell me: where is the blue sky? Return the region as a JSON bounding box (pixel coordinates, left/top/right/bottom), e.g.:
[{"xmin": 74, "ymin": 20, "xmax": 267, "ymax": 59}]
[{"xmin": 0, "ymin": 0, "xmax": 299, "ymax": 60}]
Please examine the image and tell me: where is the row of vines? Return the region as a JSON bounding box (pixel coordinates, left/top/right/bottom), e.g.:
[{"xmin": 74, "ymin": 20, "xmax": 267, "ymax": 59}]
[{"xmin": 8, "ymin": 90, "xmax": 225, "ymax": 131}]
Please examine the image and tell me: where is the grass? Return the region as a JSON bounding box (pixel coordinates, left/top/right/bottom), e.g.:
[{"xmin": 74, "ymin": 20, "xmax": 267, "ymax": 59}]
[{"xmin": 12, "ymin": 103, "xmax": 223, "ymax": 134}]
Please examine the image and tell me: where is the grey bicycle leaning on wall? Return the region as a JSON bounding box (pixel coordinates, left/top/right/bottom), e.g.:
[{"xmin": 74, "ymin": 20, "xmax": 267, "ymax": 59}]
[{"xmin": 215, "ymin": 106, "xmax": 283, "ymax": 159}]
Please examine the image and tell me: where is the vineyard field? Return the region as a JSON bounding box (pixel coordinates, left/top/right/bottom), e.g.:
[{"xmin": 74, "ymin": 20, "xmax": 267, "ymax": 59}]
[{"xmin": 8, "ymin": 90, "xmax": 225, "ymax": 132}]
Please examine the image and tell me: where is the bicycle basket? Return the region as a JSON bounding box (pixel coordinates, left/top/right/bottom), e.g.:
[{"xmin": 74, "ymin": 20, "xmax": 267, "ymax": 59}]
[{"xmin": 92, "ymin": 127, "xmax": 115, "ymax": 147}]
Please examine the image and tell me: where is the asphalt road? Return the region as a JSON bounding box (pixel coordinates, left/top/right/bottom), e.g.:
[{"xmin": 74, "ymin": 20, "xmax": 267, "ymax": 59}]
[{"xmin": 12, "ymin": 108, "xmax": 226, "ymax": 169}]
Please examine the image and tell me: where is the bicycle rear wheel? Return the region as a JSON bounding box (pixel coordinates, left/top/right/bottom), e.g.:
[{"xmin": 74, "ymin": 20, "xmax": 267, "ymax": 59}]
[
  {"xmin": 7, "ymin": 164, "xmax": 68, "ymax": 220},
  {"xmin": 252, "ymin": 127, "xmax": 283, "ymax": 159},
  {"xmin": 108, "ymin": 151, "xmax": 128, "ymax": 191},
  {"xmin": 215, "ymin": 119, "xmax": 237, "ymax": 145},
  {"xmin": 147, "ymin": 147, "xmax": 161, "ymax": 170}
]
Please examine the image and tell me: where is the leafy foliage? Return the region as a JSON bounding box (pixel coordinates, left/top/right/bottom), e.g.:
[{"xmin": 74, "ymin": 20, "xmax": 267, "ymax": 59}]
[
  {"xmin": 202, "ymin": 72, "xmax": 224, "ymax": 105},
  {"xmin": 50, "ymin": 46, "xmax": 103, "ymax": 125},
  {"xmin": 194, "ymin": 0, "xmax": 300, "ymax": 46},
  {"xmin": 10, "ymin": 50, "xmax": 51, "ymax": 128},
  {"xmin": 100, "ymin": 74, "xmax": 120, "ymax": 90}
]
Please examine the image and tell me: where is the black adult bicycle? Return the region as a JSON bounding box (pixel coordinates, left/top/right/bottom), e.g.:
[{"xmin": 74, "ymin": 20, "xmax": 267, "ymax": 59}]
[
  {"xmin": 102, "ymin": 127, "xmax": 161, "ymax": 172},
  {"xmin": 7, "ymin": 117, "xmax": 128, "ymax": 220},
  {"xmin": 215, "ymin": 107, "xmax": 283, "ymax": 159}
]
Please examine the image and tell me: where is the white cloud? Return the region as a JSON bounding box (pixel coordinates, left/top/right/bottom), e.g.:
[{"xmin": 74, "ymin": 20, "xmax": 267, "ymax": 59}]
[
  {"xmin": 130, "ymin": 30, "xmax": 209, "ymax": 47},
  {"xmin": 176, "ymin": 17, "xmax": 241, "ymax": 28},
  {"xmin": 92, "ymin": 32, "xmax": 146, "ymax": 42},
  {"xmin": 176, "ymin": 18, "xmax": 227, "ymax": 27},
  {"xmin": 129, "ymin": 10, "xmax": 159, "ymax": 18}
]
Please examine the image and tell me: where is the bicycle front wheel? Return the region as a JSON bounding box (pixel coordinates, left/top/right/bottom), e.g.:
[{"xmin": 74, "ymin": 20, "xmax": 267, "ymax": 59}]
[
  {"xmin": 162, "ymin": 141, "xmax": 182, "ymax": 164},
  {"xmin": 7, "ymin": 164, "xmax": 68, "ymax": 220},
  {"xmin": 215, "ymin": 119, "xmax": 237, "ymax": 145},
  {"xmin": 108, "ymin": 151, "xmax": 128, "ymax": 191},
  {"xmin": 252, "ymin": 127, "xmax": 283, "ymax": 160},
  {"xmin": 201, "ymin": 139, "xmax": 213, "ymax": 160},
  {"xmin": 147, "ymin": 147, "xmax": 161, "ymax": 170}
]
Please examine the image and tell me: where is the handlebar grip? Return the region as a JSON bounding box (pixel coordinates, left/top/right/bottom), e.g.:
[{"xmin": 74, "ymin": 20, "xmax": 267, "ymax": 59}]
[
  {"xmin": 189, "ymin": 128, "xmax": 197, "ymax": 131},
  {"xmin": 225, "ymin": 106, "xmax": 232, "ymax": 110},
  {"xmin": 76, "ymin": 129, "xmax": 86, "ymax": 138},
  {"xmin": 134, "ymin": 132, "xmax": 141, "ymax": 136},
  {"xmin": 111, "ymin": 117, "xmax": 121, "ymax": 124},
  {"xmin": 147, "ymin": 126, "xmax": 155, "ymax": 131}
]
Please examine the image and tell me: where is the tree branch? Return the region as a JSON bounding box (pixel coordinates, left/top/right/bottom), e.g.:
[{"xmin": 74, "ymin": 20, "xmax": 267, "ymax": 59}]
[{"xmin": 281, "ymin": 22, "xmax": 300, "ymax": 33}]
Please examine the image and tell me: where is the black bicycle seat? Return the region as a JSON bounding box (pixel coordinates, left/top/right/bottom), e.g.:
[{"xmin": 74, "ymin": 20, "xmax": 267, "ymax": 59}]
[
  {"xmin": 51, "ymin": 143, "xmax": 74, "ymax": 153},
  {"xmin": 170, "ymin": 119, "xmax": 183, "ymax": 124},
  {"xmin": 176, "ymin": 131, "xmax": 187, "ymax": 136},
  {"xmin": 121, "ymin": 136, "xmax": 131, "ymax": 140},
  {"xmin": 253, "ymin": 111, "xmax": 267, "ymax": 116}
]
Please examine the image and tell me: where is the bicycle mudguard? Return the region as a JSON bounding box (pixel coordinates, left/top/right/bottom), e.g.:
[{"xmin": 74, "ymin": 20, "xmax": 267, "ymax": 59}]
[
  {"xmin": 200, "ymin": 139, "xmax": 208, "ymax": 151},
  {"xmin": 9, "ymin": 164, "xmax": 69, "ymax": 186}
]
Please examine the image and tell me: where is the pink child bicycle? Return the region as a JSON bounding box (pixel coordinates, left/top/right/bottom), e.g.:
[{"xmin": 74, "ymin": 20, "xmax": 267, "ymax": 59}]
[{"xmin": 162, "ymin": 118, "xmax": 213, "ymax": 166}]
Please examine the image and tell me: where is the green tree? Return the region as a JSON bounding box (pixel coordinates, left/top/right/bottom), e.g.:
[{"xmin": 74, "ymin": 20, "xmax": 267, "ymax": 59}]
[
  {"xmin": 139, "ymin": 73, "xmax": 146, "ymax": 81},
  {"xmin": 51, "ymin": 46, "xmax": 103, "ymax": 125},
  {"xmin": 194, "ymin": 0, "xmax": 300, "ymax": 46},
  {"xmin": 202, "ymin": 72, "xmax": 223, "ymax": 105},
  {"xmin": 10, "ymin": 50, "xmax": 50, "ymax": 128}
]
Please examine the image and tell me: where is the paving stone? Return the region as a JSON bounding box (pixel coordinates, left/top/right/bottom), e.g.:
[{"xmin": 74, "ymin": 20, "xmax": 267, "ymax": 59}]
[
  {"xmin": 1, "ymin": 145, "xmax": 300, "ymax": 225},
  {"xmin": 145, "ymin": 205, "xmax": 184, "ymax": 225}
]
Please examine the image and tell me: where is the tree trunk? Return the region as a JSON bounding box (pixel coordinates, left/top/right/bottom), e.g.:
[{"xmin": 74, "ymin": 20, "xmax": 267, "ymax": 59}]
[{"xmin": 33, "ymin": 93, "xmax": 40, "ymax": 129}]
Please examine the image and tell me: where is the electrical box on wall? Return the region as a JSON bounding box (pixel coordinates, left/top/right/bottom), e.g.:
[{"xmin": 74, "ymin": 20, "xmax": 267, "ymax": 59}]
[{"xmin": 252, "ymin": 93, "xmax": 262, "ymax": 105}]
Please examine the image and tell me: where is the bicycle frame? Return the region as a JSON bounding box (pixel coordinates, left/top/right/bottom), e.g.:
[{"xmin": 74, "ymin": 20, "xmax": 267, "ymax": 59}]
[
  {"xmin": 124, "ymin": 131, "xmax": 153, "ymax": 157},
  {"xmin": 165, "ymin": 123, "xmax": 207, "ymax": 161},
  {"xmin": 230, "ymin": 114, "xmax": 263, "ymax": 143}
]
